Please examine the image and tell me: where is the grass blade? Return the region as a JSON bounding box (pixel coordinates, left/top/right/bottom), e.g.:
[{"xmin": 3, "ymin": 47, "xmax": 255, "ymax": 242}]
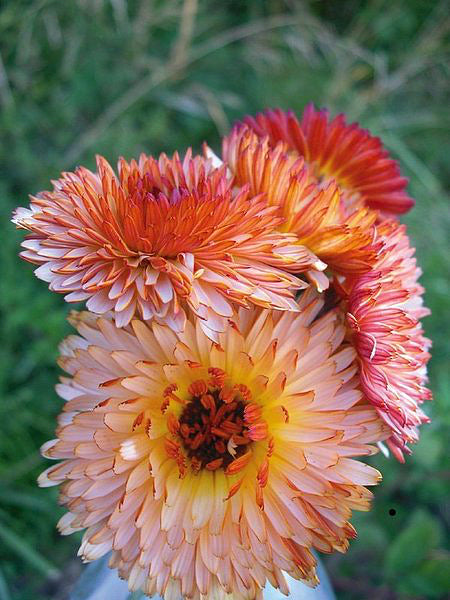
[
  {"xmin": 0, "ymin": 566, "xmax": 11, "ymax": 600},
  {"xmin": 0, "ymin": 519, "xmax": 59, "ymax": 579}
]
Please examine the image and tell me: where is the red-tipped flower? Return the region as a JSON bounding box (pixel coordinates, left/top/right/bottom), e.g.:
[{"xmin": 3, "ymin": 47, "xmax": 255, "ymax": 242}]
[
  {"xmin": 225, "ymin": 105, "xmax": 430, "ymax": 460},
  {"xmin": 243, "ymin": 104, "xmax": 414, "ymax": 216},
  {"xmin": 347, "ymin": 221, "xmax": 431, "ymax": 461}
]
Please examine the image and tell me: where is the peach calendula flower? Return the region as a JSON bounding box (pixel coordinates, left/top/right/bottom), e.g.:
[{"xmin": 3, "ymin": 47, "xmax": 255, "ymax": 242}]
[
  {"xmin": 12, "ymin": 151, "xmax": 320, "ymax": 338},
  {"xmin": 39, "ymin": 289, "xmax": 386, "ymax": 600},
  {"xmin": 241, "ymin": 104, "xmax": 414, "ymax": 217},
  {"xmin": 222, "ymin": 126, "xmax": 381, "ymax": 288},
  {"xmin": 347, "ymin": 221, "xmax": 431, "ymax": 462}
]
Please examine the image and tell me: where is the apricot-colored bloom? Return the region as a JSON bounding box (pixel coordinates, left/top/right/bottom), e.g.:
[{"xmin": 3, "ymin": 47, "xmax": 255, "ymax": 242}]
[
  {"xmin": 222, "ymin": 127, "xmax": 381, "ymax": 287},
  {"xmin": 13, "ymin": 152, "xmax": 320, "ymax": 339},
  {"xmin": 39, "ymin": 289, "xmax": 385, "ymax": 600},
  {"xmin": 242, "ymin": 104, "xmax": 414, "ymax": 216},
  {"xmin": 347, "ymin": 222, "xmax": 431, "ymax": 461}
]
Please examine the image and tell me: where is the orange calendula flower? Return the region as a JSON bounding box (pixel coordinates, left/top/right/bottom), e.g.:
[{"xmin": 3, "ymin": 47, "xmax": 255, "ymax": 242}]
[
  {"xmin": 347, "ymin": 221, "xmax": 431, "ymax": 461},
  {"xmin": 222, "ymin": 127, "xmax": 381, "ymax": 288},
  {"xmin": 39, "ymin": 289, "xmax": 385, "ymax": 600},
  {"xmin": 12, "ymin": 151, "xmax": 320, "ymax": 339},
  {"xmin": 241, "ymin": 104, "xmax": 414, "ymax": 216}
]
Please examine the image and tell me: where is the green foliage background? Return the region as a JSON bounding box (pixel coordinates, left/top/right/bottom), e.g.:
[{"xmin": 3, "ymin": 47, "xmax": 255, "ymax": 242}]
[{"xmin": 0, "ymin": 1, "xmax": 449, "ymax": 598}]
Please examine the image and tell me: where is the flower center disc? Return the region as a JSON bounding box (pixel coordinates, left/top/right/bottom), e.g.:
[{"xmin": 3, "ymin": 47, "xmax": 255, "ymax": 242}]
[{"xmin": 179, "ymin": 388, "xmax": 251, "ymax": 472}]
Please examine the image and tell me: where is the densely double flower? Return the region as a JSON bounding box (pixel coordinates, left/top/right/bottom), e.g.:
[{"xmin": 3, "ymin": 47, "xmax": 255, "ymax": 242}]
[
  {"xmin": 222, "ymin": 126, "xmax": 380, "ymax": 288},
  {"xmin": 39, "ymin": 290, "xmax": 384, "ymax": 600},
  {"xmin": 13, "ymin": 103, "xmax": 432, "ymax": 599},
  {"xmin": 241, "ymin": 104, "xmax": 414, "ymax": 216},
  {"xmin": 347, "ymin": 221, "xmax": 431, "ymax": 461},
  {"xmin": 13, "ymin": 151, "xmax": 322, "ymax": 340},
  {"xmin": 222, "ymin": 105, "xmax": 431, "ymax": 460}
]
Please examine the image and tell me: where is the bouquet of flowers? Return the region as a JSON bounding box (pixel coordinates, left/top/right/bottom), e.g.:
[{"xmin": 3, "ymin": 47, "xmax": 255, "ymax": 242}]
[{"xmin": 13, "ymin": 105, "xmax": 431, "ymax": 600}]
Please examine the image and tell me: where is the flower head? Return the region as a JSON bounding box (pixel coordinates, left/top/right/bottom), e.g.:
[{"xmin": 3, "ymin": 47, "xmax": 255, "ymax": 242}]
[
  {"xmin": 223, "ymin": 106, "xmax": 431, "ymax": 461},
  {"xmin": 39, "ymin": 289, "xmax": 385, "ymax": 599},
  {"xmin": 13, "ymin": 151, "xmax": 319, "ymax": 339},
  {"xmin": 222, "ymin": 127, "xmax": 381, "ymax": 286},
  {"xmin": 241, "ymin": 105, "xmax": 414, "ymax": 216},
  {"xmin": 347, "ymin": 222, "xmax": 431, "ymax": 461}
]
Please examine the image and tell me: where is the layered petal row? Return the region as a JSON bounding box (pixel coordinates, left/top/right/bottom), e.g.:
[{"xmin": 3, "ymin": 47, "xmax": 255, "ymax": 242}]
[
  {"xmin": 13, "ymin": 151, "xmax": 322, "ymax": 339},
  {"xmin": 39, "ymin": 289, "xmax": 386, "ymax": 600},
  {"xmin": 242, "ymin": 104, "xmax": 415, "ymax": 216},
  {"xmin": 222, "ymin": 126, "xmax": 381, "ymax": 283},
  {"xmin": 346, "ymin": 221, "xmax": 431, "ymax": 461}
]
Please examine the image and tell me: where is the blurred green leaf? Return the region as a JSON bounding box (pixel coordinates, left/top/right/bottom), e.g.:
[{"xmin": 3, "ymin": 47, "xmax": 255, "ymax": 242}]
[
  {"xmin": 411, "ymin": 553, "xmax": 450, "ymax": 598},
  {"xmin": 385, "ymin": 509, "xmax": 443, "ymax": 579},
  {"xmin": 412, "ymin": 427, "xmax": 443, "ymax": 469},
  {"xmin": 395, "ymin": 552, "xmax": 450, "ymax": 598}
]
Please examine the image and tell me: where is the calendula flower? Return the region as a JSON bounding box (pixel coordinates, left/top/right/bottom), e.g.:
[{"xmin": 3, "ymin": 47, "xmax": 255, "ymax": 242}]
[
  {"xmin": 12, "ymin": 151, "xmax": 321, "ymax": 339},
  {"xmin": 241, "ymin": 104, "xmax": 414, "ymax": 216},
  {"xmin": 222, "ymin": 127, "xmax": 381, "ymax": 289},
  {"xmin": 347, "ymin": 221, "xmax": 431, "ymax": 461},
  {"xmin": 223, "ymin": 106, "xmax": 431, "ymax": 461},
  {"xmin": 39, "ymin": 289, "xmax": 385, "ymax": 600}
]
